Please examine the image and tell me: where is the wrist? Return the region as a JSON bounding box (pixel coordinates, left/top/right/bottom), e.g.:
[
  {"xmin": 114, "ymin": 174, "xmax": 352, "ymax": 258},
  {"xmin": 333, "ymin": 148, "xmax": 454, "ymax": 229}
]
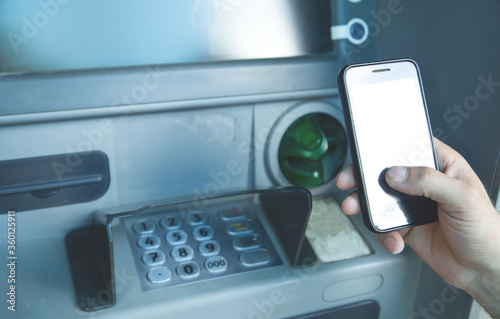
[
  {"xmin": 465, "ymin": 209, "xmax": 500, "ymax": 318},
  {"xmin": 465, "ymin": 267, "xmax": 500, "ymax": 319}
]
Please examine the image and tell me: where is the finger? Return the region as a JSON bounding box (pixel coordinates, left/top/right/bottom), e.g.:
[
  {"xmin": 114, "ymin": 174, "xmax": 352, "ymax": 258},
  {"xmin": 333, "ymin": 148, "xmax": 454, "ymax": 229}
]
[
  {"xmin": 336, "ymin": 165, "xmax": 357, "ymax": 190},
  {"xmin": 432, "ymin": 137, "xmax": 455, "ymax": 171},
  {"xmin": 341, "ymin": 191, "xmax": 361, "ymax": 216},
  {"xmin": 385, "ymin": 166, "xmax": 467, "ymax": 207},
  {"xmin": 432, "ymin": 137, "xmax": 466, "ymax": 173},
  {"xmin": 433, "ymin": 137, "xmax": 485, "ymax": 190},
  {"xmin": 377, "ymin": 231, "xmax": 405, "ymax": 254}
]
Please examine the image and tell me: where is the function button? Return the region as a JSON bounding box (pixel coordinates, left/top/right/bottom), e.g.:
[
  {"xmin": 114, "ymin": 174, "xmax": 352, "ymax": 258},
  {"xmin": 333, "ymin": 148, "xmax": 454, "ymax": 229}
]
[
  {"xmin": 226, "ymin": 220, "xmax": 253, "ymax": 235},
  {"xmin": 239, "ymin": 249, "xmax": 271, "ymax": 267},
  {"xmin": 177, "ymin": 262, "xmax": 201, "ymax": 279},
  {"xmin": 137, "ymin": 234, "xmax": 161, "ymax": 249},
  {"xmin": 204, "ymin": 256, "xmax": 228, "ymax": 274},
  {"xmin": 132, "ymin": 220, "xmax": 156, "ymax": 234},
  {"xmin": 160, "ymin": 215, "xmax": 182, "ymax": 230},
  {"xmin": 219, "ymin": 208, "xmax": 247, "ymax": 221},
  {"xmin": 187, "ymin": 211, "xmax": 208, "ymax": 225},
  {"xmin": 199, "ymin": 240, "xmax": 221, "ymax": 256},
  {"xmin": 147, "ymin": 267, "xmax": 172, "ymax": 284},
  {"xmin": 142, "ymin": 250, "xmax": 166, "ymax": 266},
  {"xmin": 166, "ymin": 230, "xmax": 188, "ymax": 245},
  {"xmin": 233, "ymin": 234, "xmax": 263, "ymax": 251},
  {"xmin": 171, "ymin": 245, "xmax": 195, "ymax": 262},
  {"xmin": 192, "ymin": 225, "xmax": 214, "ymax": 241}
]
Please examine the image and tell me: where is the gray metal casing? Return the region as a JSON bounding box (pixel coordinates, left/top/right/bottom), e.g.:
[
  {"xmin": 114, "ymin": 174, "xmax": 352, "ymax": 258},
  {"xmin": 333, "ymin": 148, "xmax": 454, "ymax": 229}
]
[{"xmin": 1, "ymin": 0, "xmax": 497, "ymax": 318}]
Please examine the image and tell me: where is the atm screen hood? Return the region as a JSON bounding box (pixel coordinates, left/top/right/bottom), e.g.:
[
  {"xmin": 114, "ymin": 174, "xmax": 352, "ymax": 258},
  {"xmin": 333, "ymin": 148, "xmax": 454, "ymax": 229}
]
[{"xmin": 0, "ymin": 0, "xmax": 332, "ymax": 73}]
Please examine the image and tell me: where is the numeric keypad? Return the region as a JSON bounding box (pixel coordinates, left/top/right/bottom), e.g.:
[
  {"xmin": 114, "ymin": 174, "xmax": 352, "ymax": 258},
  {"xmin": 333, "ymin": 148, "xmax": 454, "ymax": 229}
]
[{"xmin": 124, "ymin": 204, "xmax": 281, "ymax": 292}]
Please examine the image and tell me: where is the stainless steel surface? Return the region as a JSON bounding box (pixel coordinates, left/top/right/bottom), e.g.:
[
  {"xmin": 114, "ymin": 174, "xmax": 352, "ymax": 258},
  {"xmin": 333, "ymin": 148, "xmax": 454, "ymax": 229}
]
[
  {"xmin": 207, "ymin": 0, "xmax": 332, "ymax": 60},
  {"xmin": 0, "ymin": 0, "xmax": 331, "ymax": 72}
]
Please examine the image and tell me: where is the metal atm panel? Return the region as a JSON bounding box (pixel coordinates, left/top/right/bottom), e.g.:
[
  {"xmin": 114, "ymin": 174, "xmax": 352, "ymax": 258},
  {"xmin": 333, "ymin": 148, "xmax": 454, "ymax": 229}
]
[{"xmin": 1, "ymin": 1, "xmax": 498, "ymax": 318}]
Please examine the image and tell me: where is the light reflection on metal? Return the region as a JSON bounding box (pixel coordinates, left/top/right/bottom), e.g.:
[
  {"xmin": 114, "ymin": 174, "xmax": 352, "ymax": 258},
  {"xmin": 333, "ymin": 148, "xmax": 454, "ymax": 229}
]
[
  {"xmin": 0, "ymin": 0, "xmax": 331, "ymax": 72},
  {"xmin": 205, "ymin": 0, "xmax": 332, "ymax": 60}
]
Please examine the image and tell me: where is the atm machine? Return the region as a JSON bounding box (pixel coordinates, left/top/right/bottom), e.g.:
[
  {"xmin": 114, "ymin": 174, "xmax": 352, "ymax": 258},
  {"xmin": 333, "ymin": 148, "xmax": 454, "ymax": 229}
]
[{"xmin": 1, "ymin": 1, "xmax": 499, "ymax": 318}]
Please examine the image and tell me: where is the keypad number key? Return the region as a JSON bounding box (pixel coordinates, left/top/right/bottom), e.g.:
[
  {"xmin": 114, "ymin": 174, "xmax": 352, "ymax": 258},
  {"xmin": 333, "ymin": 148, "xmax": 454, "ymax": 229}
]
[
  {"xmin": 142, "ymin": 250, "xmax": 166, "ymax": 266},
  {"xmin": 147, "ymin": 267, "xmax": 172, "ymax": 284},
  {"xmin": 199, "ymin": 240, "xmax": 221, "ymax": 256},
  {"xmin": 177, "ymin": 262, "xmax": 201, "ymax": 279},
  {"xmin": 166, "ymin": 230, "xmax": 188, "ymax": 245},
  {"xmin": 187, "ymin": 211, "xmax": 208, "ymax": 225},
  {"xmin": 160, "ymin": 216, "xmax": 182, "ymax": 230},
  {"xmin": 205, "ymin": 256, "xmax": 228, "ymax": 274},
  {"xmin": 171, "ymin": 245, "xmax": 194, "ymax": 262},
  {"xmin": 137, "ymin": 235, "xmax": 161, "ymax": 249},
  {"xmin": 193, "ymin": 225, "xmax": 214, "ymax": 241},
  {"xmin": 132, "ymin": 220, "xmax": 155, "ymax": 234}
]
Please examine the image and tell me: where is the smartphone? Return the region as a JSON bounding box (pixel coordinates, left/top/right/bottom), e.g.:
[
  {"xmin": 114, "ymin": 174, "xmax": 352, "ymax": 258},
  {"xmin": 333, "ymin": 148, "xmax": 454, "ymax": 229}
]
[{"xmin": 337, "ymin": 59, "xmax": 438, "ymax": 233}]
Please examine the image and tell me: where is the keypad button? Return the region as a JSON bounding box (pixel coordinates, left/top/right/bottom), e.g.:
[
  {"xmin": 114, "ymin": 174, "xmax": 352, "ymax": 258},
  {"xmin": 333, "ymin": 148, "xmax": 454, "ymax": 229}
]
[
  {"xmin": 126, "ymin": 204, "xmax": 281, "ymax": 292},
  {"xmin": 233, "ymin": 234, "xmax": 262, "ymax": 250},
  {"xmin": 147, "ymin": 267, "xmax": 172, "ymax": 284},
  {"xmin": 160, "ymin": 216, "xmax": 182, "ymax": 230},
  {"xmin": 187, "ymin": 211, "xmax": 208, "ymax": 225},
  {"xmin": 133, "ymin": 220, "xmax": 155, "ymax": 234},
  {"xmin": 171, "ymin": 245, "xmax": 194, "ymax": 261},
  {"xmin": 205, "ymin": 256, "xmax": 228, "ymax": 273},
  {"xmin": 226, "ymin": 220, "xmax": 253, "ymax": 235},
  {"xmin": 137, "ymin": 234, "xmax": 161, "ymax": 249},
  {"xmin": 192, "ymin": 225, "xmax": 214, "ymax": 241},
  {"xmin": 177, "ymin": 262, "xmax": 201, "ymax": 279},
  {"xmin": 239, "ymin": 249, "xmax": 271, "ymax": 267},
  {"xmin": 142, "ymin": 250, "xmax": 166, "ymax": 266},
  {"xmin": 166, "ymin": 230, "xmax": 188, "ymax": 245},
  {"xmin": 199, "ymin": 240, "xmax": 221, "ymax": 256},
  {"xmin": 198, "ymin": 240, "xmax": 220, "ymax": 256},
  {"xmin": 219, "ymin": 208, "xmax": 247, "ymax": 221}
]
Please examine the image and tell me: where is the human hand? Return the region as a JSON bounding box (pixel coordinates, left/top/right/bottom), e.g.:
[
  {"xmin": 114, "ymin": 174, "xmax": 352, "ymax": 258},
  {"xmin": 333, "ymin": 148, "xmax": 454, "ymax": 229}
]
[{"xmin": 336, "ymin": 138, "xmax": 500, "ymax": 317}]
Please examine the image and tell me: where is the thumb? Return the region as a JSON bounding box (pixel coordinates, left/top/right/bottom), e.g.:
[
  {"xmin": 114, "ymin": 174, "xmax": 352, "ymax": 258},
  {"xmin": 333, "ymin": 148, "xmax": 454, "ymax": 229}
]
[{"xmin": 385, "ymin": 166, "xmax": 466, "ymax": 207}]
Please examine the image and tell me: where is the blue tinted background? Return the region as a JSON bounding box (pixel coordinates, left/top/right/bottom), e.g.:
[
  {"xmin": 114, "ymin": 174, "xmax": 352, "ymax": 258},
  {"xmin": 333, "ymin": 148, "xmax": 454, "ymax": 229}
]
[{"xmin": 0, "ymin": 0, "xmax": 207, "ymax": 71}]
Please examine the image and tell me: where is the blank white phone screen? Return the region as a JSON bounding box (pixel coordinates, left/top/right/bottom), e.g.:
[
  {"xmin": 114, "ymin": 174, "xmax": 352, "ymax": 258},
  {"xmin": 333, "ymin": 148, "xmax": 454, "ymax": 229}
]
[{"xmin": 348, "ymin": 77, "xmax": 435, "ymax": 230}]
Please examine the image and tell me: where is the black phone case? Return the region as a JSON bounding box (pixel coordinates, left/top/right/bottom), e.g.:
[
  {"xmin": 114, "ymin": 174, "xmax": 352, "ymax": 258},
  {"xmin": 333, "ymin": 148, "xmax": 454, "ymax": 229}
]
[{"xmin": 337, "ymin": 59, "xmax": 439, "ymax": 233}]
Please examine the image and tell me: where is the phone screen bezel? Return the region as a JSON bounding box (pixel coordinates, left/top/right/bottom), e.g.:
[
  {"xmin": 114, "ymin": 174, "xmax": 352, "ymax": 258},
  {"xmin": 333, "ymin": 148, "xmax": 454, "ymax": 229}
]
[{"xmin": 340, "ymin": 59, "xmax": 439, "ymax": 233}]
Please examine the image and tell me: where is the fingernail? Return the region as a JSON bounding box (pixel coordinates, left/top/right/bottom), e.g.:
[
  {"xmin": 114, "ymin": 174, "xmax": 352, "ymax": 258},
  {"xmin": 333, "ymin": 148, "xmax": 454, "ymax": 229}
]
[
  {"xmin": 384, "ymin": 237, "xmax": 403, "ymax": 254},
  {"xmin": 387, "ymin": 166, "xmax": 409, "ymax": 183}
]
